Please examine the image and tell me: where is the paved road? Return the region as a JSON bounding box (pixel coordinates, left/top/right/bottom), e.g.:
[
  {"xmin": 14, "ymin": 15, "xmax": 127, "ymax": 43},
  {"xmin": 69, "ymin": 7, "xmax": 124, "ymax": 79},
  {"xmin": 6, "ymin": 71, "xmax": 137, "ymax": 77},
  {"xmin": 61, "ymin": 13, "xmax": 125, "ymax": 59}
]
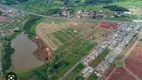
[{"xmin": 1, "ymin": 3, "xmax": 124, "ymax": 24}]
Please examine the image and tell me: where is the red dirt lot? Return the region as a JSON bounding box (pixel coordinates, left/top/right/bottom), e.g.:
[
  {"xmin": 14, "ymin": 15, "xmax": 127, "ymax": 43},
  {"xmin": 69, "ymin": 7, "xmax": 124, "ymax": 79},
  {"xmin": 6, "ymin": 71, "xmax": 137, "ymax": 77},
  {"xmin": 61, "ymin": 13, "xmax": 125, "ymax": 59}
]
[
  {"xmin": 103, "ymin": 64, "xmax": 116, "ymax": 78},
  {"xmin": 102, "ymin": 37, "xmax": 137, "ymax": 79},
  {"xmin": 0, "ymin": 16, "xmax": 5, "ymax": 22},
  {"xmin": 123, "ymin": 37, "xmax": 137, "ymax": 56},
  {"xmin": 32, "ymin": 36, "xmax": 53, "ymax": 63},
  {"xmin": 102, "ymin": 39, "xmax": 142, "ymax": 80},
  {"xmin": 125, "ymin": 48, "xmax": 142, "ymax": 79},
  {"xmin": 99, "ymin": 21, "xmax": 118, "ymax": 29},
  {"xmin": 108, "ymin": 67, "xmax": 136, "ymax": 80}
]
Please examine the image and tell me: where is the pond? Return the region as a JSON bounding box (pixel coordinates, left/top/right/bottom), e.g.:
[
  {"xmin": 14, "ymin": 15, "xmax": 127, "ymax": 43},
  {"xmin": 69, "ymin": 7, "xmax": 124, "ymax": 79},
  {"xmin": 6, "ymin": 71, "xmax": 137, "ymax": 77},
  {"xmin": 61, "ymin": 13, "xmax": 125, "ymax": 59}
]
[{"xmin": 11, "ymin": 32, "xmax": 44, "ymax": 72}]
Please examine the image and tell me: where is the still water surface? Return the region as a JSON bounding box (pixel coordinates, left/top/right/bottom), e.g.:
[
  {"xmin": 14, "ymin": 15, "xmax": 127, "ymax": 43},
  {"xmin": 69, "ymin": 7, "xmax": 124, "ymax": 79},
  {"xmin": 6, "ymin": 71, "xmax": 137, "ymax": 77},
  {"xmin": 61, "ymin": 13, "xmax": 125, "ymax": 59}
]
[{"xmin": 11, "ymin": 32, "xmax": 44, "ymax": 72}]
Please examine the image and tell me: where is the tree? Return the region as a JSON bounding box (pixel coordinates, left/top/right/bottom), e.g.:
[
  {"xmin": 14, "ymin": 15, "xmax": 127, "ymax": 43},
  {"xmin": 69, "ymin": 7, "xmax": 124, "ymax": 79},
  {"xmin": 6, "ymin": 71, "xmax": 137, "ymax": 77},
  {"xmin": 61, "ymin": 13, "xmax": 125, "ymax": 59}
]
[
  {"xmin": 85, "ymin": 0, "xmax": 121, "ymax": 4},
  {"xmin": 64, "ymin": 0, "xmax": 70, "ymax": 5},
  {"xmin": 103, "ymin": 5, "xmax": 129, "ymax": 12}
]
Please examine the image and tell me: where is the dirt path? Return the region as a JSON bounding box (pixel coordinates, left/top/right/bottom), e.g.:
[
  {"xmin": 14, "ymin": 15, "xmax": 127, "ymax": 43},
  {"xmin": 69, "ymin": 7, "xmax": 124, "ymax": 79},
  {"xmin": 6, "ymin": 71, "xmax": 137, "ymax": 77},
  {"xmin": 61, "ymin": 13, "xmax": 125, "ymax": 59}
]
[
  {"xmin": 123, "ymin": 66, "xmax": 141, "ymax": 80},
  {"xmin": 122, "ymin": 38, "xmax": 140, "ymax": 61}
]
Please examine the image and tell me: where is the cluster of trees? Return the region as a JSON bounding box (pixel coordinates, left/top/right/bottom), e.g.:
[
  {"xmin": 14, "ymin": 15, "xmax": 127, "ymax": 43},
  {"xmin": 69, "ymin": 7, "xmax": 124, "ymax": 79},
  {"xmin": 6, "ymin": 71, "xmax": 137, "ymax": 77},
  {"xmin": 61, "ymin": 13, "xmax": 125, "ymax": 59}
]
[
  {"xmin": 1, "ymin": 31, "xmax": 21, "ymax": 75},
  {"xmin": 85, "ymin": 0, "xmax": 130, "ymax": 4},
  {"xmin": 103, "ymin": 5, "xmax": 129, "ymax": 12},
  {"xmin": 18, "ymin": 64, "xmax": 49, "ymax": 80},
  {"xmin": 29, "ymin": 65, "xmax": 49, "ymax": 80},
  {"xmin": 16, "ymin": 0, "xmax": 28, "ymax": 3},
  {"xmin": 1, "ymin": 15, "xmax": 42, "ymax": 75},
  {"xmin": 46, "ymin": 8, "xmax": 61, "ymax": 15},
  {"xmin": 49, "ymin": 60, "xmax": 69, "ymax": 74},
  {"xmin": 1, "ymin": 32, "xmax": 21, "ymax": 75},
  {"xmin": 85, "ymin": 0, "xmax": 114, "ymax": 4},
  {"xmin": 23, "ymin": 15, "xmax": 42, "ymax": 38},
  {"xmin": 2, "ymin": 41, "xmax": 14, "ymax": 74},
  {"xmin": 0, "ymin": 0, "xmax": 28, "ymax": 5}
]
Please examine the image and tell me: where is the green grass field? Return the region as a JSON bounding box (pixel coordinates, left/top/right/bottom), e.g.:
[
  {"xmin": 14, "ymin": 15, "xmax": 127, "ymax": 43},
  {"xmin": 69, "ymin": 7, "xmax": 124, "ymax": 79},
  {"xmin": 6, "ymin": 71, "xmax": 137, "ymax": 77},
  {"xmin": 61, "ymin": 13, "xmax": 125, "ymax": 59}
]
[
  {"xmin": 11, "ymin": 1, "xmax": 60, "ymax": 14},
  {"xmin": 23, "ymin": 15, "xmax": 45, "ymax": 38},
  {"xmin": 116, "ymin": 60, "xmax": 125, "ymax": 66},
  {"xmin": 64, "ymin": 63, "xmax": 84, "ymax": 80},
  {"xmin": 87, "ymin": 73, "xmax": 98, "ymax": 80},
  {"xmin": 75, "ymin": 4, "xmax": 104, "ymax": 11},
  {"xmin": 90, "ymin": 48, "xmax": 110, "ymax": 68},
  {"xmin": 112, "ymin": 1, "xmax": 142, "ymax": 7},
  {"xmin": 74, "ymin": 75, "xmax": 84, "ymax": 80},
  {"xmin": 45, "ymin": 17, "xmax": 68, "ymax": 24},
  {"xmin": 17, "ymin": 64, "xmax": 49, "ymax": 80},
  {"xmin": 47, "ymin": 28, "xmax": 97, "ymax": 80}
]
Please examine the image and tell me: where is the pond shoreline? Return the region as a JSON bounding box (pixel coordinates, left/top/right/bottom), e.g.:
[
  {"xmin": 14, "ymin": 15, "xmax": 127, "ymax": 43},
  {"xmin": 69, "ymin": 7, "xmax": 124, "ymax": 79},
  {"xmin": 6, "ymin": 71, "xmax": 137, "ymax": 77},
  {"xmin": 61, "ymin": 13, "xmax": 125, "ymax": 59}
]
[{"xmin": 11, "ymin": 32, "xmax": 44, "ymax": 72}]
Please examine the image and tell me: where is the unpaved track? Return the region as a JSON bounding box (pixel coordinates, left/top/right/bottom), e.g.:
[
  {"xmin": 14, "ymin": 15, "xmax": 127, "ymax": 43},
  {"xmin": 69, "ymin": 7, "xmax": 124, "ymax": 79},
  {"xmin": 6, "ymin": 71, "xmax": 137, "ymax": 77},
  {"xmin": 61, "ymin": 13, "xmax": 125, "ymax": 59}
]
[
  {"xmin": 122, "ymin": 37, "xmax": 140, "ymax": 61},
  {"xmin": 123, "ymin": 66, "xmax": 141, "ymax": 80}
]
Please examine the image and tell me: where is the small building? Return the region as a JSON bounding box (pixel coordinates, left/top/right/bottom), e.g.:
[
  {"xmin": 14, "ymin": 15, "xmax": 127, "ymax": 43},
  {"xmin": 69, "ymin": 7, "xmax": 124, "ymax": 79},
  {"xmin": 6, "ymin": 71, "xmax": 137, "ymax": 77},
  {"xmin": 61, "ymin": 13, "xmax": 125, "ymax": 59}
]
[{"xmin": 81, "ymin": 67, "xmax": 94, "ymax": 78}]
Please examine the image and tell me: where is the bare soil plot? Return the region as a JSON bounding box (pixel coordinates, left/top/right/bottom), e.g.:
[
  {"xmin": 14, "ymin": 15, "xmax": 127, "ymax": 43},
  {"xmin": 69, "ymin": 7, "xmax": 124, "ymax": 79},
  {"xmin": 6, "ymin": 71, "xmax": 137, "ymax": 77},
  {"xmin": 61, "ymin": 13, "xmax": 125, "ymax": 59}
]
[
  {"xmin": 35, "ymin": 18, "xmax": 115, "ymax": 80},
  {"xmin": 136, "ymin": 40, "xmax": 142, "ymax": 48},
  {"xmin": 99, "ymin": 21, "xmax": 118, "ymax": 29},
  {"xmin": 67, "ymin": 20, "xmax": 114, "ymax": 44},
  {"xmin": 108, "ymin": 67, "xmax": 136, "ymax": 80},
  {"xmin": 0, "ymin": 16, "xmax": 6, "ymax": 22},
  {"xmin": 102, "ymin": 64, "xmax": 116, "ymax": 79},
  {"xmin": 129, "ymin": 6, "xmax": 142, "ymax": 15},
  {"xmin": 102, "ymin": 39, "xmax": 142, "ymax": 80},
  {"xmin": 36, "ymin": 18, "xmax": 114, "ymax": 50},
  {"xmin": 125, "ymin": 48, "xmax": 142, "ymax": 79},
  {"xmin": 36, "ymin": 19, "xmax": 76, "ymax": 50},
  {"xmin": 32, "ymin": 36, "xmax": 53, "ymax": 62}
]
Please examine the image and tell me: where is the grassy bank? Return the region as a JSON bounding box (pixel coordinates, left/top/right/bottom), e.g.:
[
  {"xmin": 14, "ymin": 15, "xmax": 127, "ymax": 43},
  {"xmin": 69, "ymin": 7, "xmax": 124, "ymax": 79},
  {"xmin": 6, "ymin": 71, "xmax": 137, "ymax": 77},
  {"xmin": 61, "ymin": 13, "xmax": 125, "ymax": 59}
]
[
  {"xmin": 2, "ymin": 31, "xmax": 21, "ymax": 75},
  {"xmin": 65, "ymin": 63, "xmax": 84, "ymax": 80},
  {"xmin": 23, "ymin": 15, "xmax": 44, "ymax": 38}
]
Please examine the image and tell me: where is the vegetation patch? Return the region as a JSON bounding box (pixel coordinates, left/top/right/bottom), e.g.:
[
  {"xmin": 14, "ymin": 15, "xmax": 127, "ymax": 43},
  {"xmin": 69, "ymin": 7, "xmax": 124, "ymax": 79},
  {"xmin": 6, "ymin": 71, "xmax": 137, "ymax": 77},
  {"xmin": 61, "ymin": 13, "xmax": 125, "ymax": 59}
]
[
  {"xmin": 74, "ymin": 75, "xmax": 84, "ymax": 80},
  {"xmin": 11, "ymin": 0, "xmax": 60, "ymax": 14},
  {"xmin": 90, "ymin": 48, "xmax": 110, "ymax": 68},
  {"xmin": 1, "ymin": 0, "xmax": 28, "ymax": 5},
  {"xmin": 50, "ymin": 41, "xmax": 96, "ymax": 79},
  {"xmin": 103, "ymin": 5, "xmax": 129, "ymax": 12},
  {"xmin": 65, "ymin": 63, "xmax": 84, "ymax": 80},
  {"xmin": 87, "ymin": 73, "xmax": 98, "ymax": 80},
  {"xmin": 47, "ymin": 29, "xmax": 97, "ymax": 80},
  {"xmin": 116, "ymin": 60, "xmax": 125, "ymax": 66},
  {"xmin": 23, "ymin": 15, "xmax": 44, "ymax": 38},
  {"xmin": 1, "ymin": 14, "xmax": 44, "ymax": 76},
  {"xmin": 17, "ymin": 64, "xmax": 49, "ymax": 80},
  {"xmin": 2, "ymin": 31, "xmax": 21, "ymax": 75}
]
